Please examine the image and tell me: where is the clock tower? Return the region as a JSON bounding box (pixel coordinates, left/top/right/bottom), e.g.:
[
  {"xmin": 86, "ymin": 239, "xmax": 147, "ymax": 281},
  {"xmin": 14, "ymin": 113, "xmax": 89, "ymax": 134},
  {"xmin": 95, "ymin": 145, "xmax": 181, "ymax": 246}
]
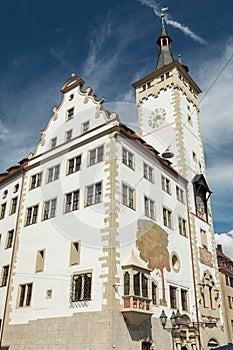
[{"xmin": 132, "ymin": 18, "xmax": 225, "ymax": 349}]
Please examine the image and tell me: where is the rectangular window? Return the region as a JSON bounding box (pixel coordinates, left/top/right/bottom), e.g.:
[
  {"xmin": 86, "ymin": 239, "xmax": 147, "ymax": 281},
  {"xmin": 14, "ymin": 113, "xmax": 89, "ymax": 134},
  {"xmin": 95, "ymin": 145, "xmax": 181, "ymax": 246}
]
[
  {"xmin": 170, "ymin": 286, "xmax": 177, "ymax": 309},
  {"xmin": 122, "ymin": 183, "xmax": 135, "ymax": 210},
  {"xmin": 122, "ymin": 148, "xmax": 134, "ymax": 170},
  {"xmin": 228, "ymin": 296, "xmax": 232, "ymax": 309},
  {"xmin": 144, "ymin": 196, "xmax": 155, "ymax": 220},
  {"xmin": 82, "ymin": 121, "xmax": 90, "ymax": 133},
  {"xmin": 65, "ymin": 129, "xmax": 72, "ymax": 141},
  {"xmin": 230, "ymin": 277, "xmax": 233, "ymax": 288},
  {"xmin": 30, "ymin": 172, "xmax": 42, "ymax": 189},
  {"xmin": 47, "ymin": 165, "xmax": 60, "ymax": 183},
  {"xmin": 178, "ymin": 217, "xmax": 187, "ymax": 237},
  {"xmin": 163, "ymin": 207, "xmax": 172, "ymax": 228},
  {"xmin": 67, "ymin": 107, "xmax": 74, "ymax": 120},
  {"xmin": 1, "ymin": 265, "xmax": 9, "ymax": 287},
  {"xmin": 42, "ymin": 199, "xmax": 57, "ymax": 220},
  {"xmin": 25, "ymin": 205, "xmax": 39, "ymax": 226},
  {"xmin": 181, "ymin": 289, "xmax": 188, "ymax": 311},
  {"xmin": 5, "ymin": 230, "xmax": 14, "ymax": 249},
  {"xmin": 200, "ymin": 228, "xmax": 208, "ymax": 249},
  {"xmin": 231, "ymin": 320, "xmax": 233, "ymax": 332},
  {"xmin": 70, "ymin": 241, "xmax": 80, "ymax": 265},
  {"xmin": 67, "ymin": 155, "xmax": 81, "ymax": 175},
  {"xmin": 176, "ymin": 186, "xmax": 184, "ymax": 203},
  {"xmin": 65, "ymin": 190, "xmax": 79, "ymax": 213},
  {"xmin": 89, "ymin": 146, "xmax": 104, "ymax": 166},
  {"xmin": 50, "ymin": 137, "xmax": 57, "ymax": 149},
  {"xmin": 18, "ymin": 283, "xmax": 33, "ymax": 307},
  {"xmin": 143, "ymin": 163, "xmax": 154, "ymax": 182},
  {"xmin": 0, "ymin": 203, "xmax": 6, "ymax": 220},
  {"xmin": 71, "ymin": 273, "xmax": 92, "ymax": 302},
  {"xmin": 225, "ymin": 275, "xmax": 229, "ymax": 286},
  {"xmin": 10, "ymin": 197, "xmax": 18, "ymax": 215},
  {"xmin": 86, "ymin": 182, "xmax": 102, "ymax": 206},
  {"xmin": 35, "ymin": 250, "xmax": 45, "ymax": 273},
  {"xmin": 161, "ymin": 176, "xmax": 171, "ymax": 194}
]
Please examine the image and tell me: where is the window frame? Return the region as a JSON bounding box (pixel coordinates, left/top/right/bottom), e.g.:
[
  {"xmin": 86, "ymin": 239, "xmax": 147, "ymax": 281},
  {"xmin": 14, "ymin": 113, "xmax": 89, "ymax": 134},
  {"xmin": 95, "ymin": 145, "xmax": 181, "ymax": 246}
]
[
  {"xmin": 30, "ymin": 172, "xmax": 42, "ymax": 190},
  {"xmin": 143, "ymin": 162, "xmax": 154, "ymax": 183},
  {"xmin": 144, "ymin": 196, "xmax": 155, "ymax": 220},
  {"xmin": 122, "ymin": 147, "xmax": 134, "ymax": 170},
  {"xmin": 9, "ymin": 197, "xmax": 18, "ymax": 215},
  {"xmin": 88, "ymin": 145, "xmax": 104, "ymax": 166},
  {"xmin": 66, "ymin": 107, "xmax": 74, "ymax": 121},
  {"xmin": 85, "ymin": 182, "xmax": 102, "ymax": 206},
  {"xmin": 122, "ymin": 183, "xmax": 135, "ymax": 210},
  {"xmin": 0, "ymin": 203, "xmax": 6, "ymax": 220},
  {"xmin": 161, "ymin": 175, "xmax": 171, "ymax": 194},
  {"xmin": 47, "ymin": 165, "xmax": 60, "ymax": 183},
  {"xmin": 25, "ymin": 204, "xmax": 39, "ymax": 226},
  {"xmin": 67, "ymin": 155, "xmax": 82, "ymax": 175},
  {"xmin": 64, "ymin": 190, "xmax": 80, "ymax": 213},
  {"xmin": 17, "ymin": 283, "xmax": 33, "ymax": 308},
  {"xmin": 42, "ymin": 198, "xmax": 57, "ymax": 221},
  {"xmin": 71, "ymin": 272, "xmax": 92, "ymax": 302},
  {"xmin": 1, "ymin": 265, "xmax": 9, "ymax": 287},
  {"xmin": 178, "ymin": 217, "xmax": 187, "ymax": 237},
  {"xmin": 163, "ymin": 207, "xmax": 172, "ymax": 228},
  {"xmin": 169, "ymin": 285, "xmax": 178, "ymax": 309},
  {"xmin": 5, "ymin": 229, "xmax": 14, "ymax": 249}
]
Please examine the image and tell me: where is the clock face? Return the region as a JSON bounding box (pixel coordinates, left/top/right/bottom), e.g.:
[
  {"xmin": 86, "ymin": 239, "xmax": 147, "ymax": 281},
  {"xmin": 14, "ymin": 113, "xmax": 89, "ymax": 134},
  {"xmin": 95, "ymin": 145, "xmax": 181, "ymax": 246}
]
[
  {"xmin": 148, "ymin": 108, "xmax": 166, "ymax": 128},
  {"xmin": 196, "ymin": 196, "xmax": 205, "ymax": 215}
]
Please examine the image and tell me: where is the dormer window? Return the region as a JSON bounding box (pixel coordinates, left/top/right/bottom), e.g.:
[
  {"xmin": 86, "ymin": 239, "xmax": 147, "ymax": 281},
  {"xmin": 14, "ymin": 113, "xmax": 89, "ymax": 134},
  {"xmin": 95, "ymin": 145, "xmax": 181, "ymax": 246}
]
[{"xmin": 162, "ymin": 38, "xmax": 167, "ymax": 46}]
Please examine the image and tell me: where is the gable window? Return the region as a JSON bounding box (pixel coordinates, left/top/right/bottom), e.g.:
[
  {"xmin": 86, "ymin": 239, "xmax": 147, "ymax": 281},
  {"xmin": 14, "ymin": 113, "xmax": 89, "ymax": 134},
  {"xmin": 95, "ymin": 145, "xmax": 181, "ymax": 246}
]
[
  {"xmin": 71, "ymin": 272, "xmax": 92, "ymax": 302},
  {"xmin": 176, "ymin": 186, "xmax": 184, "ymax": 203},
  {"xmin": 42, "ymin": 199, "xmax": 57, "ymax": 220},
  {"xmin": 67, "ymin": 155, "xmax": 81, "ymax": 175},
  {"xmin": 143, "ymin": 163, "xmax": 154, "ymax": 182},
  {"xmin": 65, "ymin": 190, "xmax": 79, "ymax": 213},
  {"xmin": 50, "ymin": 137, "xmax": 57, "ymax": 149},
  {"xmin": 67, "ymin": 107, "xmax": 74, "ymax": 120},
  {"xmin": 10, "ymin": 197, "xmax": 18, "ymax": 215},
  {"xmin": 35, "ymin": 250, "xmax": 45, "ymax": 273},
  {"xmin": 47, "ymin": 165, "xmax": 60, "ymax": 183},
  {"xmin": 178, "ymin": 217, "xmax": 187, "ymax": 237},
  {"xmin": 181, "ymin": 289, "xmax": 188, "ymax": 311},
  {"xmin": 70, "ymin": 241, "xmax": 80, "ymax": 265},
  {"xmin": 65, "ymin": 129, "xmax": 72, "ymax": 141},
  {"xmin": 144, "ymin": 196, "xmax": 155, "ymax": 220},
  {"xmin": 5, "ymin": 230, "xmax": 14, "ymax": 249},
  {"xmin": 163, "ymin": 207, "xmax": 172, "ymax": 228},
  {"xmin": 1, "ymin": 265, "xmax": 9, "ymax": 287},
  {"xmin": 82, "ymin": 121, "xmax": 90, "ymax": 133},
  {"xmin": 30, "ymin": 172, "xmax": 42, "ymax": 189},
  {"xmin": 169, "ymin": 286, "xmax": 177, "ymax": 309},
  {"xmin": 86, "ymin": 182, "xmax": 102, "ymax": 206},
  {"xmin": 25, "ymin": 205, "xmax": 39, "ymax": 226},
  {"xmin": 122, "ymin": 183, "xmax": 135, "ymax": 210},
  {"xmin": 0, "ymin": 203, "xmax": 6, "ymax": 220},
  {"xmin": 122, "ymin": 148, "xmax": 134, "ymax": 170},
  {"xmin": 18, "ymin": 283, "xmax": 33, "ymax": 307},
  {"xmin": 89, "ymin": 145, "xmax": 104, "ymax": 166},
  {"xmin": 161, "ymin": 175, "xmax": 171, "ymax": 194}
]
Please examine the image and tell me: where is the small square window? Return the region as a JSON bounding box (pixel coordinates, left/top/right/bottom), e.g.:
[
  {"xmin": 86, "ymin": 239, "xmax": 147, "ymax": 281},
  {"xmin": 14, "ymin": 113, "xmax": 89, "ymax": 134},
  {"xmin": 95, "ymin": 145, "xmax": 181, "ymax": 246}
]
[
  {"xmin": 50, "ymin": 137, "xmax": 57, "ymax": 149},
  {"xmin": 82, "ymin": 121, "xmax": 90, "ymax": 134},
  {"xmin": 67, "ymin": 107, "xmax": 74, "ymax": 120},
  {"xmin": 65, "ymin": 129, "xmax": 72, "ymax": 142}
]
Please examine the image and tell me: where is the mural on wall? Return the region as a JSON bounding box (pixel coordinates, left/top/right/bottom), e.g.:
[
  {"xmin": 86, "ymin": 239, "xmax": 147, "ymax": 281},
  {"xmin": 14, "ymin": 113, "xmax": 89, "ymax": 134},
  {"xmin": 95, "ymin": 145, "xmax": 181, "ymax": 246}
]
[{"xmin": 136, "ymin": 219, "xmax": 170, "ymax": 305}]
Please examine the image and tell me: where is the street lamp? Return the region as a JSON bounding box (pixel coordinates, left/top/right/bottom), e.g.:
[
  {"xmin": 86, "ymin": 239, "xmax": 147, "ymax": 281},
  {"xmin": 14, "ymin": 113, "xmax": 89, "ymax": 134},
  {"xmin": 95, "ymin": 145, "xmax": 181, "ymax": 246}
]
[{"xmin": 159, "ymin": 310, "xmax": 183, "ymax": 350}]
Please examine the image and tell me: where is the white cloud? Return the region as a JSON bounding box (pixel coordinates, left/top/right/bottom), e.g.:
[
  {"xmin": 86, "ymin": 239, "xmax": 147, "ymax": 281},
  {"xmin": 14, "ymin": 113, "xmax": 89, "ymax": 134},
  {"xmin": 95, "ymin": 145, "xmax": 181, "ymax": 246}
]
[
  {"xmin": 136, "ymin": 0, "xmax": 206, "ymax": 44},
  {"xmin": 0, "ymin": 120, "xmax": 9, "ymax": 141},
  {"xmin": 215, "ymin": 231, "xmax": 233, "ymax": 260}
]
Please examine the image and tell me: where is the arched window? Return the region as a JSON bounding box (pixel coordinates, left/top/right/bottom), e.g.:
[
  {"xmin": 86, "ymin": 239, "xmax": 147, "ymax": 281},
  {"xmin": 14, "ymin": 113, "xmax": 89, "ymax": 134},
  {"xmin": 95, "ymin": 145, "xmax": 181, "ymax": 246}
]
[
  {"xmin": 124, "ymin": 272, "xmax": 130, "ymax": 295},
  {"xmin": 207, "ymin": 338, "xmax": 219, "ymax": 348},
  {"xmin": 142, "ymin": 274, "xmax": 148, "ymax": 297}
]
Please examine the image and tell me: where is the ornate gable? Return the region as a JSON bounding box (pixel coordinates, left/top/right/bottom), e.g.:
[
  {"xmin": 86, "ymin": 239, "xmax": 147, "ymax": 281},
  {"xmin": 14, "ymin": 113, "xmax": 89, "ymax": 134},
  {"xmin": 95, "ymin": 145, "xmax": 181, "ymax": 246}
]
[{"xmin": 32, "ymin": 74, "xmax": 118, "ymax": 157}]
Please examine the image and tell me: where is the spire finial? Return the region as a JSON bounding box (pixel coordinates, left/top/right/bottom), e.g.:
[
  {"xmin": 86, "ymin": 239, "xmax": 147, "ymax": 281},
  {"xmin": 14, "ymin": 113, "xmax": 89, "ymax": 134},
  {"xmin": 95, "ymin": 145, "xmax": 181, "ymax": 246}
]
[{"xmin": 161, "ymin": 7, "xmax": 169, "ymax": 25}]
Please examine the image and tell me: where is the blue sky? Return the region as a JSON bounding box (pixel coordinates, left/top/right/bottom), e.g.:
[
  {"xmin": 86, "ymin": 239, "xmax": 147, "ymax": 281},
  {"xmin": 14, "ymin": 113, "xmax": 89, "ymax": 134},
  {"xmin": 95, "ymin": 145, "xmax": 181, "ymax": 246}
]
[{"xmin": 0, "ymin": 0, "xmax": 232, "ymax": 255}]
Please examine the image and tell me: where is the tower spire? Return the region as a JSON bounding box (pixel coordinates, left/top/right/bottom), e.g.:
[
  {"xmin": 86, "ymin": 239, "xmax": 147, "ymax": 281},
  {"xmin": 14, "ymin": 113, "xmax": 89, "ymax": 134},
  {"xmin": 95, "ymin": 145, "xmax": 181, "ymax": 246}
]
[{"xmin": 155, "ymin": 9, "xmax": 174, "ymax": 71}]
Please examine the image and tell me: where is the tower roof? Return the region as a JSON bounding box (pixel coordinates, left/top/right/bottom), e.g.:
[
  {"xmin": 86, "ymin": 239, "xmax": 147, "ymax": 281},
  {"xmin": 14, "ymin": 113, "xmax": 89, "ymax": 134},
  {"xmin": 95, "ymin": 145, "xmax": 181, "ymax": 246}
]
[{"xmin": 155, "ymin": 21, "xmax": 174, "ymax": 71}]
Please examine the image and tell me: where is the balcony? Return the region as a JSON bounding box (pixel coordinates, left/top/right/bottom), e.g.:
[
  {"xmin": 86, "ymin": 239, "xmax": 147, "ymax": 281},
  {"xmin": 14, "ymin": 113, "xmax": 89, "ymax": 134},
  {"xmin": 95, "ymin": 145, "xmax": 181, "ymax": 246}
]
[{"xmin": 122, "ymin": 295, "xmax": 153, "ymax": 324}]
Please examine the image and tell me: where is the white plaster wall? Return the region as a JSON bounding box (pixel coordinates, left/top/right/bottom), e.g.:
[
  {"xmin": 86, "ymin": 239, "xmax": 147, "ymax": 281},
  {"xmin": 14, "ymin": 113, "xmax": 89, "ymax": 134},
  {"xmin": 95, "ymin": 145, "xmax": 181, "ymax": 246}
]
[{"xmin": 0, "ymin": 175, "xmax": 23, "ymax": 320}]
